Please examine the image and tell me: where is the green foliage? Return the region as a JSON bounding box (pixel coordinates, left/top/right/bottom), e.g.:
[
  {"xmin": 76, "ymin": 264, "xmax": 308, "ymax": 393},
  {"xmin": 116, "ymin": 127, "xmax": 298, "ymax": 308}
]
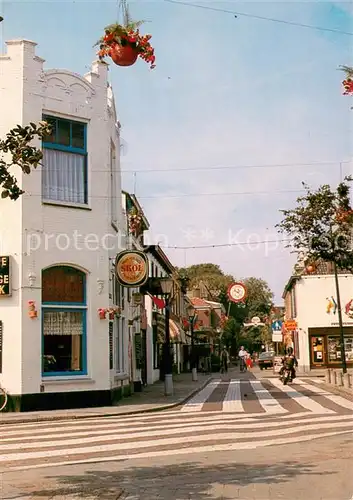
[
  {"xmin": 179, "ymin": 263, "xmax": 274, "ymax": 353},
  {"xmin": 177, "ymin": 263, "xmax": 233, "ymax": 298},
  {"xmin": 276, "ymin": 177, "xmax": 353, "ymax": 272},
  {"xmin": 340, "ymin": 65, "xmax": 353, "ymax": 78},
  {"xmin": 0, "ymin": 121, "xmax": 51, "ymax": 200}
]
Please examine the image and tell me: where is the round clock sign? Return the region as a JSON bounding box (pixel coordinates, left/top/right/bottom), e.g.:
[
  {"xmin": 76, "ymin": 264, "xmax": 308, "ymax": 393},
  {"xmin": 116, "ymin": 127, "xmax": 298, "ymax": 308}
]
[{"xmin": 227, "ymin": 282, "xmax": 247, "ymax": 303}]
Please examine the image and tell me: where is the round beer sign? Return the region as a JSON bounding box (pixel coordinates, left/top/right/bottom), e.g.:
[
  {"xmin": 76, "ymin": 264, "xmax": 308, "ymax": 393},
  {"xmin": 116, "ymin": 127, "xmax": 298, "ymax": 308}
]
[
  {"xmin": 115, "ymin": 250, "xmax": 148, "ymax": 287},
  {"xmin": 227, "ymin": 282, "xmax": 247, "ymax": 303}
]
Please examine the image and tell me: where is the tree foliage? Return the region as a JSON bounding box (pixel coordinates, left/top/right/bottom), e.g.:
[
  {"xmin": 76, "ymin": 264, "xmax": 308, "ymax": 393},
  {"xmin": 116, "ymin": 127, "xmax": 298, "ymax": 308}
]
[
  {"xmin": 276, "ymin": 178, "xmax": 353, "ymax": 272},
  {"xmin": 177, "ymin": 263, "xmax": 234, "ymax": 298},
  {"xmin": 0, "ymin": 121, "xmax": 51, "ymax": 200},
  {"xmin": 179, "ymin": 263, "xmax": 274, "ymax": 352}
]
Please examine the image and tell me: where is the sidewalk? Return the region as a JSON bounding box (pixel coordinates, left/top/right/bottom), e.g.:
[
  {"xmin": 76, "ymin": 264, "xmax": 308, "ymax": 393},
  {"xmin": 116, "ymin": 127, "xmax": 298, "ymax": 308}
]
[{"xmin": 0, "ymin": 372, "xmax": 213, "ymax": 425}]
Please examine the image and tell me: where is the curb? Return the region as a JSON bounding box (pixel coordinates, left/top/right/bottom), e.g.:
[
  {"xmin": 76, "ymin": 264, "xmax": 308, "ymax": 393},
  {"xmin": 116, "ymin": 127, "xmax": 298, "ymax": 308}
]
[{"xmin": 0, "ymin": 376, "xmax": 212, "ymax": 425}]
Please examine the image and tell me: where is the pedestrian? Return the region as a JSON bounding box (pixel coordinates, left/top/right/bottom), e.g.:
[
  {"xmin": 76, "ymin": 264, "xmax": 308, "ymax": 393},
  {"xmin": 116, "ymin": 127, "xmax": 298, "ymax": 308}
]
[
  {"xmin": 221, "ymin": 347, "xmax": 229, "ymax": 374},
  {"xmin": 246, "ymin": 351, "xmax": 253, "ymax": 370}
]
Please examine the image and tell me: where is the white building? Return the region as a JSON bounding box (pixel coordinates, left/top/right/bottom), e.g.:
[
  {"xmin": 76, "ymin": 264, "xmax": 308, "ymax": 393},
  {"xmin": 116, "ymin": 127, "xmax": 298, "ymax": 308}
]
[
  {"xmin": 283, "ymin": 261, "xmax": 353, "ymax": 372},
  {"xmin": 0, "ymin": 39, "xmax": 134, "ymax": 411}
]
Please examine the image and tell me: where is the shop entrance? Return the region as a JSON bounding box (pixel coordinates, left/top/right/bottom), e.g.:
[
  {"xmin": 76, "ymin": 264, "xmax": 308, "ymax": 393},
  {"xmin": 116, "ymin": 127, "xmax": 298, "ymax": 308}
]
[
  {"xmin": 309, "ymin": 327, "xmax": 353, "ymax": 368},
  {"xmin": 310, "ymin": 336, "xmax": 325, "ymax": 367}
]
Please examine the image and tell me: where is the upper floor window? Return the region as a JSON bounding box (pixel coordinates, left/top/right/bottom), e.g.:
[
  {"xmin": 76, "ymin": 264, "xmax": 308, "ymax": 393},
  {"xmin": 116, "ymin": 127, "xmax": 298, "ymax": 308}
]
[{"xmin": 42, "ymin": 115, "xmax": 88, "ymax": 205}]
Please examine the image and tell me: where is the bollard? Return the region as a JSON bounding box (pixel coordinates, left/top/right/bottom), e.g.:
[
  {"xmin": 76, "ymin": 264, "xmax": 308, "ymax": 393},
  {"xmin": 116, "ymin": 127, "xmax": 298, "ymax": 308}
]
[
  {"xmin": 337, "ymin": 371, "xmax": 344, "ymax": 386},
  {"xmin": 343, "ymin": 373, "xmax": 350, "ymax": 389},
  {"xmin": 325, "ymin": 369, "xmax": 331, "ymax": 384},
  {"xmin": 332, "ymin": 370, "xmax": 337, "ymax": 385}
]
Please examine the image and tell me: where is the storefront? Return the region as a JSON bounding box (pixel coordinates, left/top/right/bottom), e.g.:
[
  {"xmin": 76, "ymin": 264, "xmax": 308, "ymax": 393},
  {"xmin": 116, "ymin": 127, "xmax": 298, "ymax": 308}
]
[{"xmin": 309, "ymin": 327, "xmax": 353, "ymax": 368}]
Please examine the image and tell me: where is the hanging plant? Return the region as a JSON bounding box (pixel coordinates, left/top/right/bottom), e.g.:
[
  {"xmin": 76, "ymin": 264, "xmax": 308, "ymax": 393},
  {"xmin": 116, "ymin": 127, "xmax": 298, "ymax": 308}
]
[
  {"xmin": 95, "ymin": 17, "xmax": 155, "ymax": 69},
  {"xmin": 340, "ymin": 65, "xmax": 353, "ymax": 95}
]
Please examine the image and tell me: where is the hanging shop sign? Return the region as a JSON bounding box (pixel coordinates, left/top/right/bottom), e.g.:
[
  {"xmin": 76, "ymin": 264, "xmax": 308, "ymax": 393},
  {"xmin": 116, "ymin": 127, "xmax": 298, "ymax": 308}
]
[
  {"xmin": 115, "ymin": 250, "xmax": 148, "ymax": 288},
  {"xmin": 0, "ymin": 256, "xmax": 11, "ymax": 296},
  {"xmin": 227, "ymin": 282, "xmax": 247, "ymax": 303},
  {"xmin": 284, "ymin": 320, "xmax": 297, "ymax": 331}
]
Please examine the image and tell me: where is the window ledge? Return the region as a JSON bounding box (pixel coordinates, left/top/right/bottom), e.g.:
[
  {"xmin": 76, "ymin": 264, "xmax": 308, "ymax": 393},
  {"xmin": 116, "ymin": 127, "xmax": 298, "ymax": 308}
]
[
  {"xmin": 114, "ymin": 373, "xmax": 129, "ymax": 381},
  {"xmin": 42, "ymin": 376, "xmax": 94, "ymax": 385},
  {"xmin": 42, "ymin": 200, "xmax": 92, "ymax": 210}
]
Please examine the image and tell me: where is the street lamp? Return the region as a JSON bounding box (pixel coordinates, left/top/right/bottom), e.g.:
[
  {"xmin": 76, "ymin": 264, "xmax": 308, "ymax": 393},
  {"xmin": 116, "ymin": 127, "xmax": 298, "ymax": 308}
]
[
  {"xmin": 333, "ymin": 261, "xmax": 347, "ymax": 373},
  {"xmin": 160, "ymin": 277, "xmax": 174, "ymax": 395},
  {"xmin": 187, "ymin": 303, "xmax": 198, "ymax": 382}
]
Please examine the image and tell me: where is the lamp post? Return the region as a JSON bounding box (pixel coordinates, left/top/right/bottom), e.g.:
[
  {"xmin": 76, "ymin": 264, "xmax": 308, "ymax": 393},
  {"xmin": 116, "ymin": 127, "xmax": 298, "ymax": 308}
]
[
  {"xmin": 333, "ymin": 261, "xmax": 347, "ymax": 373},
  {"xmin": 160, "ymin": 277, "xmax": 174, "ymax": 395},
  {"xmin": 187, "ymin": 304, "xmax": 198, "ymax": 381}
]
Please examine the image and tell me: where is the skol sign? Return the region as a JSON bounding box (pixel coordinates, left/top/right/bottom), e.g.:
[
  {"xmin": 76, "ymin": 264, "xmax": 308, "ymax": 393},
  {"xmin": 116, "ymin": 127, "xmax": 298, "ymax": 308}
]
[
  {"xmin": 115, "ymin": 250, "xmax": 148, "ymax": 288},
  {"xmin": 0, "ymin": 256, "xmax": 11, "ymax": 296}
]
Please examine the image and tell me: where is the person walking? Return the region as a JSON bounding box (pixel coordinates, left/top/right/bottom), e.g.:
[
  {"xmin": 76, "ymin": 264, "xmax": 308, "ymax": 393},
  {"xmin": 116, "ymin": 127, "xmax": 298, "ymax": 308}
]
[
  {"xmin": 238, "ymin": 346, "xmax": 247, "ymax": 372},
  {"xmin": 245, "ymin": 350, "xmax": 253, "ymax": 371},
  {"xmin": 221, "ymin": 347, "xmax": 229, "ymax": 374}
]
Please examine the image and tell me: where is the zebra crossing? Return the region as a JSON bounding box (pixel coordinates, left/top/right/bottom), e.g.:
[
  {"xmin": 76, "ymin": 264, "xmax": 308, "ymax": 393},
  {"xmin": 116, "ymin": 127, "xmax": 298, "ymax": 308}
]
[
  {"xmin": 0, "ymin": 377, "xmax": 352, "ymax": 472},
  {"xmin": 181, "ymin": 377, "xmax": 353, "ymax": 414}
]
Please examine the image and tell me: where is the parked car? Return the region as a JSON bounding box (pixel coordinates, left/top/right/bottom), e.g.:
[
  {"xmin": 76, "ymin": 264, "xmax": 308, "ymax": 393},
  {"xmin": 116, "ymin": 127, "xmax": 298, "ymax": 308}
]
[{"xmin": 258, "ymin": 351, "xmax": 275, "ymax": 370}]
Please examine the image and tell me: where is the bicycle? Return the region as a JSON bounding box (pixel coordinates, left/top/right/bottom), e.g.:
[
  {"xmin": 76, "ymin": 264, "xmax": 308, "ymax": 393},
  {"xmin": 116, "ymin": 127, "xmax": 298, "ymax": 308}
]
[{"xmin": 0, "ymin": 384, "xmax": 8, "ymax": 411}]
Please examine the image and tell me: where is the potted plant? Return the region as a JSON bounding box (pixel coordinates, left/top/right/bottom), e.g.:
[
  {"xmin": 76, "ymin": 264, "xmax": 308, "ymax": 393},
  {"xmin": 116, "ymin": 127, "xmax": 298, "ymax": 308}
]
[
  {"xmin": 95, "ymin": 10, "xmax": 155, "ymax": 69},
  {"xmin": 340, "ymin": 66, "xmax": 353, "ymax": 95},
  {"xmin": 28, "ymin": 300, "xmax": 37, "ymax": 318},
  {"xmin": 98, "ymin": 308, "xmax": 107, "ymax": 319}
]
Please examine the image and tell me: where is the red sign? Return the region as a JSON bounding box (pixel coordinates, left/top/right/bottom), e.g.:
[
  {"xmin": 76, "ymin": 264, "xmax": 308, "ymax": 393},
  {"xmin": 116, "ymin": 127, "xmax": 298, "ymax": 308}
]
[{"xmin": 227, "ymin": 282, "xmax": 247, "ymax": 303}]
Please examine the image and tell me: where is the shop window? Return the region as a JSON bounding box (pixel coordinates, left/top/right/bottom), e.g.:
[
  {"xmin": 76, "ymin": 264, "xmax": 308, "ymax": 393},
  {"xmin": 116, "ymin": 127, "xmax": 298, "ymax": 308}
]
[
  {"xmin": 42, "ymin": 266, "xmax": 87, "ymax": 376},
  {"xmin": 328, "ymin": 336, "xmax": 353, "ymax": 363},
  {"xmin": 42, "ymin": 115, "xmax": 88, "ymax": 205}
]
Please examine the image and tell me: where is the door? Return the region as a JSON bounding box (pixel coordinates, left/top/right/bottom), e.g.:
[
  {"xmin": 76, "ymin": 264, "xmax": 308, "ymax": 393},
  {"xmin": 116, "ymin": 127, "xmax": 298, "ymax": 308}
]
[{"xmin": 310, "ymin": 336, "xmax": 326, "ymax": 367}]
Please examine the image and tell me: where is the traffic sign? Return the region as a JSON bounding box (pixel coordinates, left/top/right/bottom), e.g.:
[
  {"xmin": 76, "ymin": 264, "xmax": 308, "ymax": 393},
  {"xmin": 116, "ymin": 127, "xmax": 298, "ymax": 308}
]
[
  {"xmin": 227, "ymin": 282, "xmax": 247, "ymax": 303},
  {"xmin": 271, "ymin": 320, "xmax": 283, "ymax": 332}
]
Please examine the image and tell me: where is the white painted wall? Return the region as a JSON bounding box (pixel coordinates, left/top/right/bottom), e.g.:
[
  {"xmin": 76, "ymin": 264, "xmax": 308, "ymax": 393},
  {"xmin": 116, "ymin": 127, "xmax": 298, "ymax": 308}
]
[
  {"xmin": 292, "ymin": 273, "xmax": 353, "ymax": 371},
  {"xmin": 0, "ymin": 39, "xmax": 129, "ymax": 396}
]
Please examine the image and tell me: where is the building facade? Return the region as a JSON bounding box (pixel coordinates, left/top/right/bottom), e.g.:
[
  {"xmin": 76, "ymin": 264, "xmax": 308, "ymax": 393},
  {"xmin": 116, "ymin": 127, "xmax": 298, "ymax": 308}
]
[
  {"xmin": 283, "ymin": 261, "xmax": 353, "ymax": 372},
  {"xmin": 144, "ymin": 245, "xmax": 188, "ymax": 383},
  {"xmin": 0, "ymin": 39, "xmax": 133, "ymax": 410}
]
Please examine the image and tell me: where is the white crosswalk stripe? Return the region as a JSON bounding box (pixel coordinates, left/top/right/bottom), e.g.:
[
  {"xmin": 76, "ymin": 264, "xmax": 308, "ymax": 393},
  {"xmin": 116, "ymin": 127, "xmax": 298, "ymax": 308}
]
[
  {"xmin": 1, "ymin": 377, "xmax": 352, "ymax": 472},
  {"xmin": 181, "ymin": 377, "xmax": 353, "ymax": 414},
  {"xmin": 180, "ymin": 379, "xmax": 221, "ymax": 412},
  {"xmin": 1, "ymin": 409, "xmax": 352, "ymax": 472},
  {"xmin": 249, "ymin": 380, "xmax": 288, "ymax": 414}
]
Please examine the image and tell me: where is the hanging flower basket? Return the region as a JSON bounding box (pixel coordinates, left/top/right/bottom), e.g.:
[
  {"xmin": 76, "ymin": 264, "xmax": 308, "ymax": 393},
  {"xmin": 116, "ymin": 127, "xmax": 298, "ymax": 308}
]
[
  {"xmin": 339, "ymin": 66, "xmax": 353, "ymax": 95},
  {"xmin": 110, "ymin": 43, "xmax": 138, "ymax": 66},
  {"xmin": 96, "ymin": 20, "xmax": 155, "ymax": 69},
  {"xmin": 28, "ymin": 300, "xmax": 37, "ymax": 318},
  {"xmin": 98, "ymin": 308, "xmax": 107, "ymax": 319}
]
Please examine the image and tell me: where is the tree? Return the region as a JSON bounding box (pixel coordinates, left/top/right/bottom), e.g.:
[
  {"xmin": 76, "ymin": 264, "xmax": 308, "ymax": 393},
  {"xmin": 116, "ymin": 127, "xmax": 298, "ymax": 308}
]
[
  {"xmin": 276, "ymin": 178, "xmax": 353, "ymax": 272},
  {"xmin": 177, "ymin": 263, "xmax": 234, "ymax": 299},
  {"xmin": 0, "ymin": 122, "xmax": 51, "ymax": 200},
  {"xmin": 179, "ymin": 263, "xmax": 274, "ymax": 353}
]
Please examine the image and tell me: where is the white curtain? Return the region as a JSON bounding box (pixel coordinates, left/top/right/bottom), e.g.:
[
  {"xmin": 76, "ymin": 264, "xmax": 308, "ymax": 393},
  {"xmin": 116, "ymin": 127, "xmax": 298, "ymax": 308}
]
[
  {"xmin": 43, "ymin": 310, "xmax": 83, "ymax": 336},
  {"xmin": 42, "ymin": 149, "xmax": 86, "ymax": 203}
]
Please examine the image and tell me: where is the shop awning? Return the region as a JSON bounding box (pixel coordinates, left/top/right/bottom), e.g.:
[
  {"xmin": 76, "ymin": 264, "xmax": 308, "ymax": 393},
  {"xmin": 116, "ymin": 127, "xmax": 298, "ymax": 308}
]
[{"xmin": 154, "ymin": 313, "xmax": 186, "ymax": 344}]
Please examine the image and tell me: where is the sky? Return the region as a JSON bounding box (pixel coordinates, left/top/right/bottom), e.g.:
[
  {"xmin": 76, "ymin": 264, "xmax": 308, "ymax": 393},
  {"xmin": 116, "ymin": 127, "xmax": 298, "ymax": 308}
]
[{"xmin": 0, "ymin": 0, "xmax": 352, "ymax": 302}]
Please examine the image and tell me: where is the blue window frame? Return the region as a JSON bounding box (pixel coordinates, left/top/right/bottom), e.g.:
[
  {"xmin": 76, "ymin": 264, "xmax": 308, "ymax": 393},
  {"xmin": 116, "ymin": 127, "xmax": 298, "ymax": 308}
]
[
  {"xmin": 42, "ymin": 266, "xmax": 87, "ymax": 377},
  {"xmin": 42, "ymin": 115, "xmax": 88, "ymax": 205}
]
